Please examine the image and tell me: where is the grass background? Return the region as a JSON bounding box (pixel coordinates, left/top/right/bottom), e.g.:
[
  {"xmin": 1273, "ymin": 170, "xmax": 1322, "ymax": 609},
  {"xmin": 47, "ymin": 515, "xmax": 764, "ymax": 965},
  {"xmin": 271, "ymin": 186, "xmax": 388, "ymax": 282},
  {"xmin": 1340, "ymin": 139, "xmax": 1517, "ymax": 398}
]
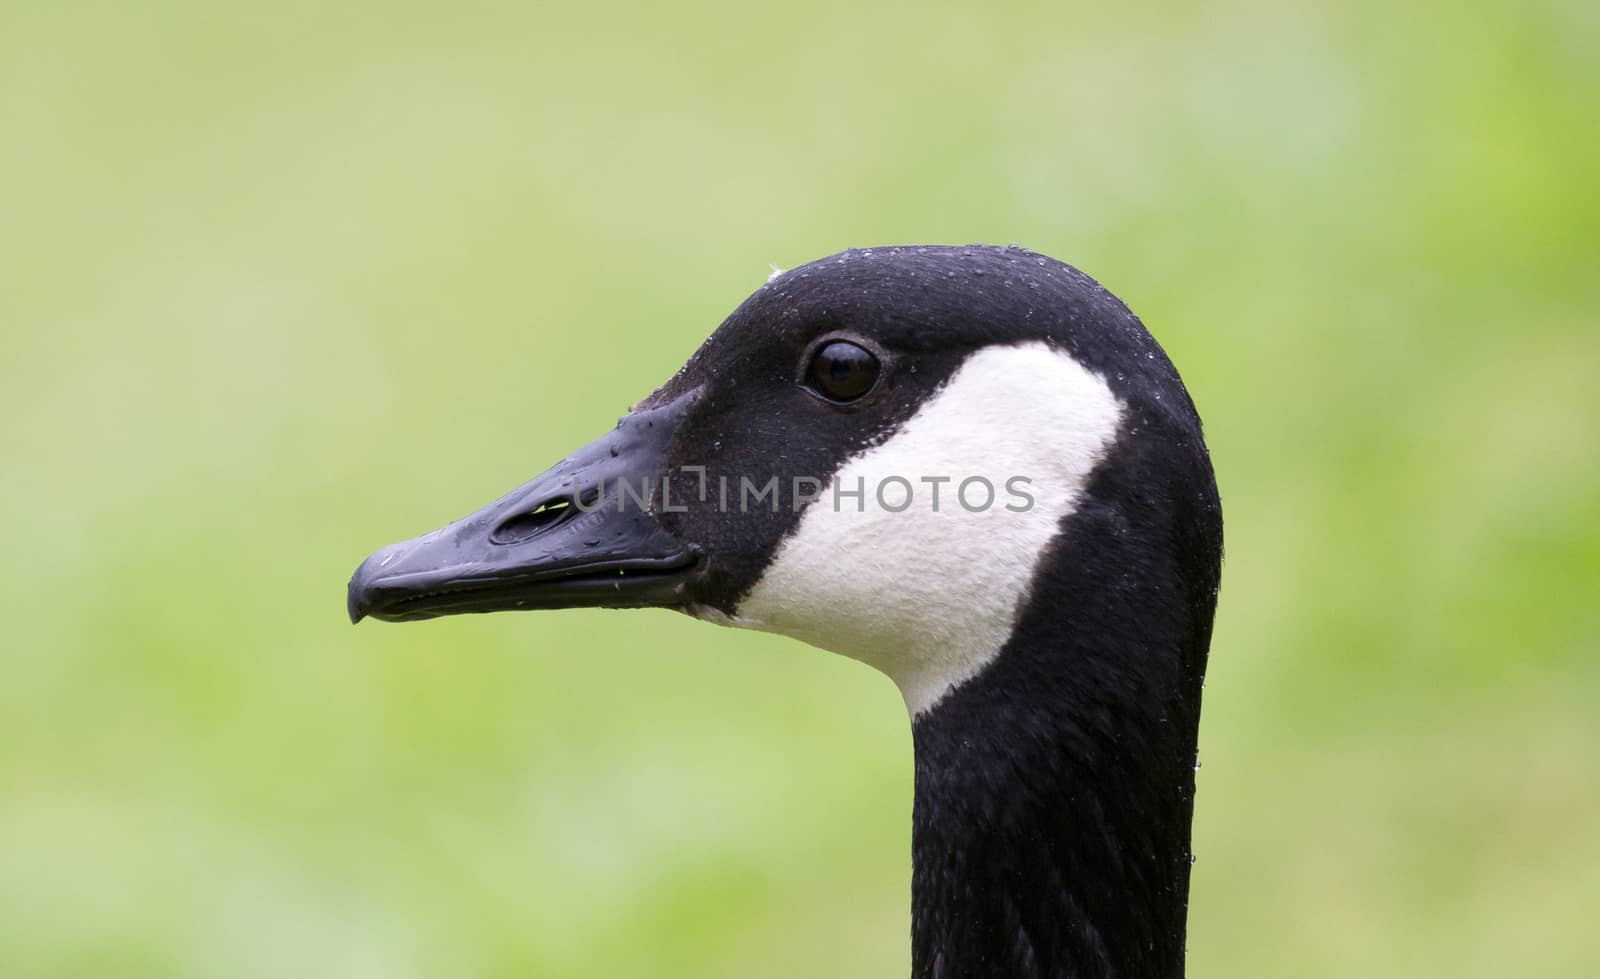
[{"xmin": 2, "ymin": 2, "xmax": 1597, "ymax": 976}]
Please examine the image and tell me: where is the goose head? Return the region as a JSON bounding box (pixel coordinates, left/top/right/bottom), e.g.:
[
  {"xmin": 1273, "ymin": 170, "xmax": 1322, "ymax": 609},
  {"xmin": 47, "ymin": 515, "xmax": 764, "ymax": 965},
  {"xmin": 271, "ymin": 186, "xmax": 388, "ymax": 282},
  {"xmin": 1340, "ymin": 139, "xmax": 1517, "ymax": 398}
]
[{"xmin": 348, "ymin": 244, "xmax": 1222, "ymax": 977}]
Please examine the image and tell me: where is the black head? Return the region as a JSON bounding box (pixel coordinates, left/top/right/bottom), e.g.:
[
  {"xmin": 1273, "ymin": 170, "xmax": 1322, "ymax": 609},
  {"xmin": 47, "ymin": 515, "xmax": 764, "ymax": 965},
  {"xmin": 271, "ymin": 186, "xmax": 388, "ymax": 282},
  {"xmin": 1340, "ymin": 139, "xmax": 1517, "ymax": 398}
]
[{"xmin": 348, "ymin": 243, "xmax": 1219, "ymax": 715}]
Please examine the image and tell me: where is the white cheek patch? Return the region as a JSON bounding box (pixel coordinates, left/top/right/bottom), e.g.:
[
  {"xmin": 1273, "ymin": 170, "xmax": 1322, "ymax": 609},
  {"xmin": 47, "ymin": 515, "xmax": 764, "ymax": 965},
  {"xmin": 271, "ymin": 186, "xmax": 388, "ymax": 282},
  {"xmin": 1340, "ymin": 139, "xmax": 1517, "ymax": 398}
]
[{"xmin": 728, "ymin": 342, "xmax": 1124, "ymax": 716}]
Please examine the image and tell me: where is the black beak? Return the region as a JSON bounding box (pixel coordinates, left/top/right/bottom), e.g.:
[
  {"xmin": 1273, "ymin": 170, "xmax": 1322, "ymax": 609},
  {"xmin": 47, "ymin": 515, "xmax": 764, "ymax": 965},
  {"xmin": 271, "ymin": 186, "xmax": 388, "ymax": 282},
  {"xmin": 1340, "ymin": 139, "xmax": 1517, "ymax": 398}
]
[{"xmin": 347, "ymin": 391, "xmax": 700, "ymax": 624}]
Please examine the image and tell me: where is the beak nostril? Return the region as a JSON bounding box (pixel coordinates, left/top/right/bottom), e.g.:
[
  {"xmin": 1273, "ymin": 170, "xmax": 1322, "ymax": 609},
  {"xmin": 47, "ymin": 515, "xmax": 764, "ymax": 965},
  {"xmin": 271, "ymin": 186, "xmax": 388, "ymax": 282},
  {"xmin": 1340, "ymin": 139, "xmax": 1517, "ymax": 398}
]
[{"xmin": 491, "ymin": 496, "xmax": 581, "ymax": 545}]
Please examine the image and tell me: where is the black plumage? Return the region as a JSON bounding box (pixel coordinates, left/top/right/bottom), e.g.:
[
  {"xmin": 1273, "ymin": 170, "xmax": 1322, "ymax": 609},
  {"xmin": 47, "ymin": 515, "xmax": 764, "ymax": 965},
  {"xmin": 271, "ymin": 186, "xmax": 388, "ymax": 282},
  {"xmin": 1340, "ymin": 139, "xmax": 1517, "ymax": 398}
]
[{"xmin": 350, "ymin": 244, "xmax": 1222, "ymax": 978}]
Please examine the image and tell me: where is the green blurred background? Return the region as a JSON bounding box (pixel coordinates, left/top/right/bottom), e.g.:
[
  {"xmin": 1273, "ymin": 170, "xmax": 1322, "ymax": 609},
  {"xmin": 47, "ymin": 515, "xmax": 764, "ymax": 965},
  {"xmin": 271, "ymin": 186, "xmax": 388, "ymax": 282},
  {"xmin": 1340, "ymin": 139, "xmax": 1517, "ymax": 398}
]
[{"xmin": 3, "ymin": 2, "xmax": 1596, "ymax": 976}]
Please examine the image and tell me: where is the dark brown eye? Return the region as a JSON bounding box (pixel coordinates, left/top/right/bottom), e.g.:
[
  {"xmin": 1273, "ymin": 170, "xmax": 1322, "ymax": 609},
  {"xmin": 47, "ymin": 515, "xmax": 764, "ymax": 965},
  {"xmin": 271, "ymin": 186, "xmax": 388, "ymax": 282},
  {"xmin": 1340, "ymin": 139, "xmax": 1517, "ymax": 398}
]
[{"xmin": 805, "ymin": 340, "xmax": 880, "ymax": 402}]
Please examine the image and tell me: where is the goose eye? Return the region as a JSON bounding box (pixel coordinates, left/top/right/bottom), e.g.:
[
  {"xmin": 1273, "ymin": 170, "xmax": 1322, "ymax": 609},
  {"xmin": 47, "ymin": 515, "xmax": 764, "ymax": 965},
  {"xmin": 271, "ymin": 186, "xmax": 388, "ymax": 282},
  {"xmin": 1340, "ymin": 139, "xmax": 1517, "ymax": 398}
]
[{"xmin": 805, "ymin": 340, "xmax": 880, "ymax": 402}]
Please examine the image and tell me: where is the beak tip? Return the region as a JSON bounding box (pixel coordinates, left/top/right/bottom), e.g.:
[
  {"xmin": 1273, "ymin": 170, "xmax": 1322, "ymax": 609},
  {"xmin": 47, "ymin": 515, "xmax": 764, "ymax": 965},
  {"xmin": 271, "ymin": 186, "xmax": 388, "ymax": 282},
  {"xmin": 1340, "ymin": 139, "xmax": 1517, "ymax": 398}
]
[{"xmin": 347, "ymin": 567, "xmax": 373, "ymax": 624}]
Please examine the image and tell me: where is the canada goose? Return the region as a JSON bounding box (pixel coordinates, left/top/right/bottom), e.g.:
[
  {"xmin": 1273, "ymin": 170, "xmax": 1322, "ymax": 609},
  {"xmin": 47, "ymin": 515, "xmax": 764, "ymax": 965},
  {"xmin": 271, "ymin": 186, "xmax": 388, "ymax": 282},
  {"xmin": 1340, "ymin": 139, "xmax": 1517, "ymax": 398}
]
[{"xmin": 348, "ymin": 245, "xmax": 1222, "ymax": 978}]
